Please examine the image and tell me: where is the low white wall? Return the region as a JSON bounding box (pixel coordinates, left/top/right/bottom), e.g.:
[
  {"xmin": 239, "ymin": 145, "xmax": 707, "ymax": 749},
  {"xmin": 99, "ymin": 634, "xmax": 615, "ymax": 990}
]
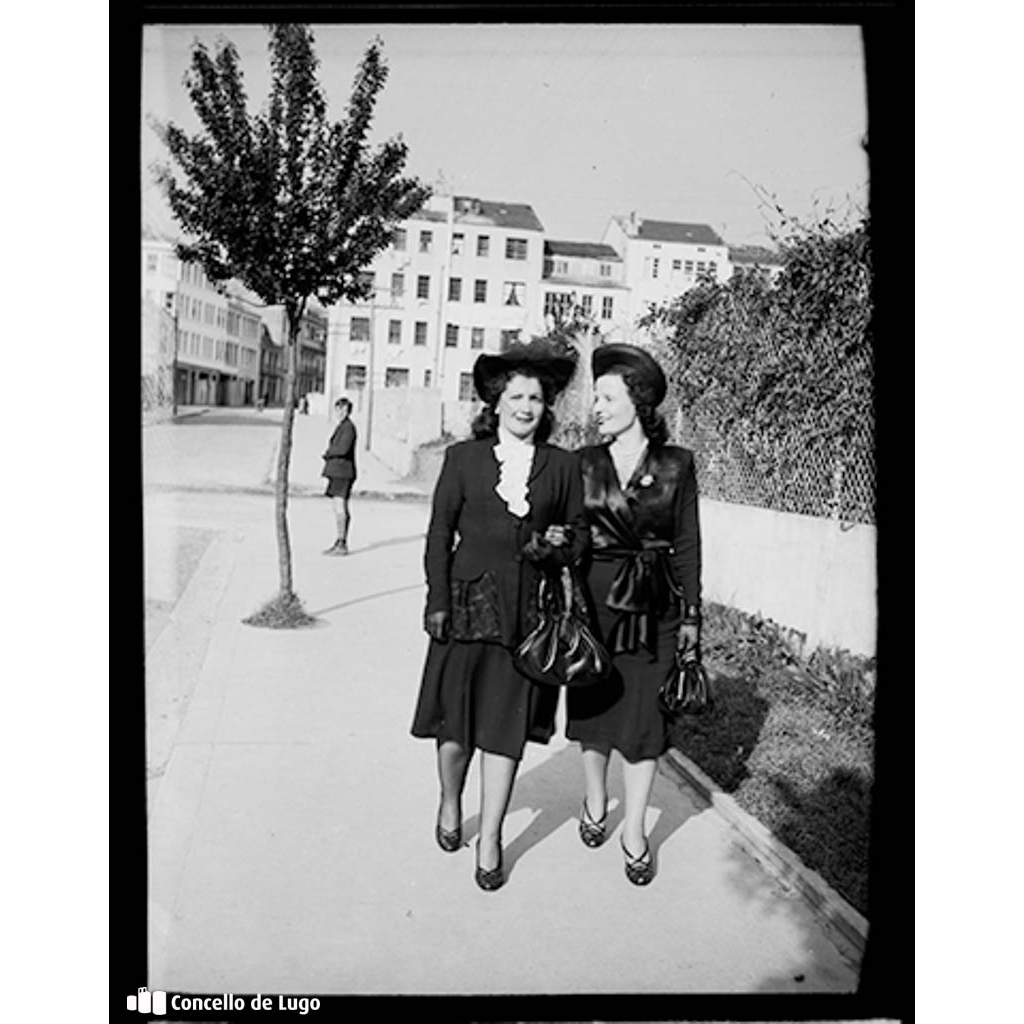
[
  {"xmin": 369, "ymin": 387, "xmax": 443, "ymax": 477},
  {"xmin": 700, "ymin": 498, "xmax": 876, "ymax": 658}
]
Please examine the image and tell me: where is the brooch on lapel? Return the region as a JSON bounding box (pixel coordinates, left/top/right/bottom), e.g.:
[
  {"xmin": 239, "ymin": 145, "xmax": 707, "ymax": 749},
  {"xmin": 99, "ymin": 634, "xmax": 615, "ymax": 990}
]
[{"xmin": 638, "ymin": 474, "xmax": 655, "ymax": 488}]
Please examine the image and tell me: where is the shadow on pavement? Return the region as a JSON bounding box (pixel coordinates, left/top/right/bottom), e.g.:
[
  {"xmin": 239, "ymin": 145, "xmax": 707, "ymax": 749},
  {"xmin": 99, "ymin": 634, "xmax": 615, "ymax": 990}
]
[
  {"xmin": 460, "ymin": 744, "xmax": 702, "ymax": 881},
  {"xmin": 307, "ymin": 583, "xmax": 424, "ymax": 618}
]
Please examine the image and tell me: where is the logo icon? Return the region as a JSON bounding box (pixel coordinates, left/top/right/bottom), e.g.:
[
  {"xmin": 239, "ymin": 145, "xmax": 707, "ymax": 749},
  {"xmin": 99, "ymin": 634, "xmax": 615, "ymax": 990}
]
[{"xmin": 127, "ymin": 988, "xmax": 167, "ymax": 1015}]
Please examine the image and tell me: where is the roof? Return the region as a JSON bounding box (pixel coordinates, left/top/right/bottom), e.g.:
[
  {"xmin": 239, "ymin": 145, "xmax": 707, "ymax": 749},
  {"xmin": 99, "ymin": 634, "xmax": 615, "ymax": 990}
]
[
  {"xmin": 544, "ymin": 240, "xmax": 622, "ymax": 261},
  {"xmin": 453, "ymin": 196, "xmax": 544, "ymax": 232},
  {"xmin": 616, "ymin": 216, "xmax": 725, "ymax": 247},
  {"xmin": 728, "ymin": 244, "xmax": 785, "ymax": 266}
]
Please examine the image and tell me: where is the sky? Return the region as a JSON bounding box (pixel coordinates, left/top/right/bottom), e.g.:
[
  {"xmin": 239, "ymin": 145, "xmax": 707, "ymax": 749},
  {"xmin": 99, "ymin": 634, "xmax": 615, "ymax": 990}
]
[{"xmin": 141, "ymin": 22, "xmax": 868, "ymax": 249}]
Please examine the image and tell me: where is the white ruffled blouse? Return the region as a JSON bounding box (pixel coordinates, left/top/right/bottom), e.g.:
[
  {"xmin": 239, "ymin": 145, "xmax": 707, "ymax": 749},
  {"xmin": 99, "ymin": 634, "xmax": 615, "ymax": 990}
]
[{"xmin": 492, "ymin": 427, "xmax": 535, "ymax": 518}]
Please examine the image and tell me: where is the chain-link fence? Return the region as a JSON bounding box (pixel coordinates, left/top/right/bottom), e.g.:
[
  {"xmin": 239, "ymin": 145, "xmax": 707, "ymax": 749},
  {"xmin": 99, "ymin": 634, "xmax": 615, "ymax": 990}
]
[{"xmin": 671, "ymin": 406, "xmax": 876, "ymax": 526}]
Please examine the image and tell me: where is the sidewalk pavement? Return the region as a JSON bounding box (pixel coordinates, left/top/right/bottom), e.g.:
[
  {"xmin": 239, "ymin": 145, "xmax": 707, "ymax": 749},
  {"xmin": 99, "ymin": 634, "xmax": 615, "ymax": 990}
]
[{"xmin": 145, "ymin": 486, "xmax": 863, "ymax": 995}]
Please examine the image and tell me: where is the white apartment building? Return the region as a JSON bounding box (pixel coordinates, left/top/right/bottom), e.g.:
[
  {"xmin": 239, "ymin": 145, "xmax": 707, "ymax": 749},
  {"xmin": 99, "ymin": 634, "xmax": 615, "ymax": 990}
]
[
  {"xmin": 727, "ymin": 244, "xmax": 786, "ymax": 285},
  {"xmin": 602, "ymin": 213, "xmax": 730, "ymax": 330},
  {"xmin": 141, "ymin": 232, "xmax": 261, "ymax": 407},
  {"xmin": 540, "ymin": 240, "xmax": 631, "ymax": 343},
  {"xmin": 326, "ymin": 193, "xmax": 547, "ymax": 408}
]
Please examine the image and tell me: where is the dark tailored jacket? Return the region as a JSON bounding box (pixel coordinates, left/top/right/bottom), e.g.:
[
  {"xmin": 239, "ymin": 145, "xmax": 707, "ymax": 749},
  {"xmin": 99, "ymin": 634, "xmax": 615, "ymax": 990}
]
[
  {"xmin": 424, "ymin": 437, "xmax": 589, "ymax": 648},
  {"xmin": 580, "ymin": 443, "xmax": 702, "ymax": 656},
  {"xmin": 322, "ymin": 418, "xmax": 357, "ymax": 480}
]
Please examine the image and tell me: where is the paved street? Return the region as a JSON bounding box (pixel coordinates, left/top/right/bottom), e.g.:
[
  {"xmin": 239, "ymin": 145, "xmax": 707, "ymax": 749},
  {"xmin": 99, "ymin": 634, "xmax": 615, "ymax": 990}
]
[{"xmin": 143, "ymin": 408, "xmax": 863, "ymax": 995}]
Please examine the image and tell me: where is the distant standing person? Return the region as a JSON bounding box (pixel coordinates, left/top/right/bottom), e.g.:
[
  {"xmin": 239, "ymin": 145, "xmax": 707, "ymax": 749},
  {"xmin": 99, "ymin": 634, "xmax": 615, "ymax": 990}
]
[{"xmin": 322, "ymin": 397, "xmax": 357, "ymax": 555}]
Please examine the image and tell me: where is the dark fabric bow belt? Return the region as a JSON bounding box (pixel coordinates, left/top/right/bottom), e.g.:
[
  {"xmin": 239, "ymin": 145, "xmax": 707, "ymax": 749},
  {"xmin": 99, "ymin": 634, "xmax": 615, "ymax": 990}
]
[{"xmin": 592, "ymin": 539, "xmax": 680, "ymax": 660}]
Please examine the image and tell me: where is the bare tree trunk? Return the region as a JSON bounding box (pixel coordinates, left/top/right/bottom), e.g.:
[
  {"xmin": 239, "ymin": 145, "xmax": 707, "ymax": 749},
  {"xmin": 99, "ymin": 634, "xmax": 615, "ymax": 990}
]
[{"xmin": 273, "ymin": 302, "xmax": 304, "ymax": 598}]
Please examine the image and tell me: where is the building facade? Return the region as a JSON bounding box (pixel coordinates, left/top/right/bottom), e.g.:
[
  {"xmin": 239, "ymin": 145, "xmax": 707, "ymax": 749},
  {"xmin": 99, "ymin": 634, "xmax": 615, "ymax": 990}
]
[
  {"xmin": 540, "ymin": 240, "xmax": 631, "ymax": 343},
  {"xmin": 727, "ymin": 244, "xmax": 786, "ymax": 285},
  {"xmin": 259, "ymin": 302, "xmax": 328, "ymax": 405},
  {"xmin": 141, "ymin": 233, "xmax": 260, "ymax": 408},
  {"xmin": 602, "ymin": 213, "xmax": 730, "ymax": 331},
  {"xmin": 325, "ymin": 193, "xmax": 547, "ymax": 410}
]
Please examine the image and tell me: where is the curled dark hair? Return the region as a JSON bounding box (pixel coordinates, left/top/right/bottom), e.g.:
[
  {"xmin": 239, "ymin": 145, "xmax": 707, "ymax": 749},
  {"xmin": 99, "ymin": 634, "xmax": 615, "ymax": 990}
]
[
  {"xmin": 470, "ymin": 366, "xmax": 558, "ymax": 444},
  {"xmin": 605, "ymin": 366, "xmax": 670, "ymax": 447}
]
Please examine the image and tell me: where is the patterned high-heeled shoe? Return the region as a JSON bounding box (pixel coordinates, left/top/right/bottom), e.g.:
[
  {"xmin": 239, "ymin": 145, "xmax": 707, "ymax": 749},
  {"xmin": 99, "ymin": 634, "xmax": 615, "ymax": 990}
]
[
  {"xmin": 620, "ymin": 836, "xmax": 654, "ymax": 886},
  {"xmin": 474, "ymin": 841, "xmax": 504, "ymax": 891},
  {"xmin": 578, "ymin": 798, "xmax": 607, "ymax": 848},
  {"xmin": 435, "ymin": 809, "xmax": 461, "ymax": 853}
]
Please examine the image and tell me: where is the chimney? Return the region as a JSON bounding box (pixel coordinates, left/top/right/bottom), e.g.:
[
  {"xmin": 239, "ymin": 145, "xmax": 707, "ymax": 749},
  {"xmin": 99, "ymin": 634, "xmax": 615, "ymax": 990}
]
[{"xmin": 629, "ymin": 210, "xmax": 638, "ymax": 234}]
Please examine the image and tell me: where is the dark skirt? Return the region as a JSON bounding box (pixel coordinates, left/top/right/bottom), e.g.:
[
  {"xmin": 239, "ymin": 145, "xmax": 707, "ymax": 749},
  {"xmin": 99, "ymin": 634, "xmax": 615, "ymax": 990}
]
[
  {"xmin": 324, "ymin": 476, "xmax": 354, "ymax": 498},
  {"xmin": 410, "ymin": 638, "xmax": 559, "ymax": 760},
  {"xmin": 565, "ymin": 558, "xmax": 680, "ymax": 763}
]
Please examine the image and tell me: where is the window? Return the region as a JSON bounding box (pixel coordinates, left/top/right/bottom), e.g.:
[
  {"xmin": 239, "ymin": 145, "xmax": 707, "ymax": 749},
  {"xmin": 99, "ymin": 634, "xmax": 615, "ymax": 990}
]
[
  {"xmin": 415, "ymin": 275, "xmax": 430, "ymax": 300},
  {"xmin": 652, "ymin": 258, "xmax": 660, "ymax": 279},
  {"xmin": 709, "ymin": 261, "xmax": 718, "ymax": 277},
  {"xmin": 474, "ymin": 279, "xmax": 487, "ymax": 303},
  {"xmin": 414, "ymin": 321, "xmax": 427, "ymax": 346},
  {"xmin": 554, "ymin": 259, "xmax": 568, "ymax": 275},
  {"xmin": 350, "ymin": 317, "xmax": 371, "ymax": 342},
  {"xmin": 505, "ymin": 237, "xmax": 528, "ymax": 260},
  {"xmin": 471, "ymin": 327, "xmax": 485, "ymax": 350},
  {"xmin": 459, "ymin": 372, "xmax": 475, "ymax": 402},
  {"xmin": 204, "ymin": 303, "xmax": 215, "ymax": 324},
  {"xmin": 225, "ymin": 342, "xmax": 239, "ymax": 366},
  {"xmin": 216, "ymin": 308, "xmax": 225, "ymax": 328},
  {"xmin": 672, "ymin": 259, "xmax": 682, "ymax": 271},
  {"xmin": 451, "ymin": 232, "xmax": 464, "ymax": 255},
  {"xmin": 581, "ymin": 294, "xmax": 593, "ymax": 316},
  {"xmin": 544, "ymin": 291, "xmax": 572, "ymax": 317},
  {"xmin": 424, "ymin": 369, "xmax": 433, "ymax": 388},
  {"xmin": 477, "ymin": 235, "xmax": 490, "ymax": 257},
  {"xmin": 203, "ymin": 337, "xmax": 214, "ymax": 358},
  {"xmin": 696, "ymin": 261, "xmax": 706, "ymax": 275},
  {"xmin": 392, "ymin": 228, "xmax": 407, "ymax": 251},
  {"xmin": 146, "ymin": 253, "xmax": 158, "ymax": 273},
  {"xmin": 448, "ymin": 277, "xmax": 462, "ymax": 302},
  {"xmin": 419, "ymin": 230, "xmax": 432, "ymax": 253},
  {"xmin": 697, "ymin": 246, "xmax": 706, "ymax": 253},
  {"xmin": 216, "ymin": 340, "xmax": 226, "ymax": 360},
  {"xmin": 345, "ymin": 365, "xmax": 367, "ymax": 390},
  {"xmin": 391, "ymin": 273, "xmax": 404, "ymax": 298},
  {"xmin": 385, "ymin": 367, "xmax": 410, "ymax": 388},
  {"xmin": 358, "ymin": 271, "xmax": 375, "ymax": 292},
  {"xmin": 684, "ymin": 260, "xmax": 694, "ymax": 274},
  {"xmin": 499, "ymin": 329, "xmax": 521, "ymax": 350},
  {"xmin": 599, "ymin": 263, "xmax": 612, "ymax": 278},
  {"xmin": 445, "ymin": 323, "xmax": 459, "ymax": 348},
  {"xmin": 502, "ymin": 281, "xmax": 525, "ymax": 306},
  {"xmin": 388, "ymin": 320, "xmax": 402, "ymax": 345},
  {"xmin": 601, "ymin": 296, "xmax": 613, "ymax": 320}
]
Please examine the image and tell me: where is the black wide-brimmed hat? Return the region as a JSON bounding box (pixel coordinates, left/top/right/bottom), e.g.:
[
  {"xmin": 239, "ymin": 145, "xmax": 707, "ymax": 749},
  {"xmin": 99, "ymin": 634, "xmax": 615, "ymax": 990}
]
[
  {"xmin": 591, "ymin": 343, "xmax": 667, "ymax": 406},
  {"xmin": 473, "ymin": 342, "xmax": 577, "ymax": 402}
]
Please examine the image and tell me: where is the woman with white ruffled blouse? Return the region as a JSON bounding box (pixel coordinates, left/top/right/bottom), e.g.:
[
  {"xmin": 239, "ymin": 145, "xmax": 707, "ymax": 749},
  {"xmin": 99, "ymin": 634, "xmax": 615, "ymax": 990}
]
[{"xmin": 410, "ymin": 344, "xmax": 588, "ymax": 891}]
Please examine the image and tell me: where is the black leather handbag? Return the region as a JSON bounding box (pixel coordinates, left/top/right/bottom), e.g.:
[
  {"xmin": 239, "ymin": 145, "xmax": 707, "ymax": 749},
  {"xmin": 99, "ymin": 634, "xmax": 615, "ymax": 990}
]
[
  {"xmin": 513, "ymin": 567, "xmax": 611, "ymax": 687},
  {"xmin": 658, "ymin": 648, "xmax": 714, "ymax": 717}
]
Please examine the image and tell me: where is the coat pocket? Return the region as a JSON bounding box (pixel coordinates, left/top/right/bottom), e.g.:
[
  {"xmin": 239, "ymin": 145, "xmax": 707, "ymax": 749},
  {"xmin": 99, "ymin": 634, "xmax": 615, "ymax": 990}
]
[{"xmin": 449, "ymin": 570, "xmax": 503, "ymax": 642}]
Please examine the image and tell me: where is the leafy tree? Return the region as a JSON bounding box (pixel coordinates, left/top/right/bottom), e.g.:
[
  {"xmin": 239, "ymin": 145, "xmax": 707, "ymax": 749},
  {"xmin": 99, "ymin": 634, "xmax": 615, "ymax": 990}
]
[
  {"xmin": 151, "ymin": 25, "xmax": 430, "ymax": 623},
  {"xmin": 528, "ymin": 295, "xmax": 603, "ymax": 449}
]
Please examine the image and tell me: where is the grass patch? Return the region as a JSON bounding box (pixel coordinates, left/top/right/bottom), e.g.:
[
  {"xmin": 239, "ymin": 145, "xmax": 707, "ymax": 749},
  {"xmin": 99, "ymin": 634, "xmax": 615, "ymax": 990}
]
[
  {"xmin": 669, "ymin": 601, "xmax": 875, "ymax": 915},
  {"xmin": 242, "ymin": 591, "xmax": 320, "ymax": 629}
]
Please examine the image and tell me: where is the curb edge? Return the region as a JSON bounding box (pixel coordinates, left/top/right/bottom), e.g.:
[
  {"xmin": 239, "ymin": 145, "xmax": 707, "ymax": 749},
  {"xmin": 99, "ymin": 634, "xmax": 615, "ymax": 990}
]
[{"xmin": 659, "ymin": 746, "xmax": 869, "ymax": 955}]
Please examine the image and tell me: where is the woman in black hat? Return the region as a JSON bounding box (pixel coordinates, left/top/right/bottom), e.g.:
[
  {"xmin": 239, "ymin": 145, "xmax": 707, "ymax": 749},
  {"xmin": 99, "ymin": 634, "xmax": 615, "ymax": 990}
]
[
  {"xmin": 566, "ymin": 343, "xmax": 702, "ymax": 886},
  {"xmin": 410, "ymin": 343, "xmax": 588, "ymax": 891}
]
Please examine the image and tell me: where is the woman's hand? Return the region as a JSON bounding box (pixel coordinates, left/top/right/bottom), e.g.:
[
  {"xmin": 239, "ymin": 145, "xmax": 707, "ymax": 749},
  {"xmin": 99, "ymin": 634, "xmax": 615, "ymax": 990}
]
[
  {"xmin": 543, "ymin": 524, "xmax": 568, "ymax": 547},
  {"xmin": 676, "ymin": 622, "xmax": 700, "ymax": 660},
  {"xmin": 424, "ymin": 610, "xmax": 450, "ymax": 642}
]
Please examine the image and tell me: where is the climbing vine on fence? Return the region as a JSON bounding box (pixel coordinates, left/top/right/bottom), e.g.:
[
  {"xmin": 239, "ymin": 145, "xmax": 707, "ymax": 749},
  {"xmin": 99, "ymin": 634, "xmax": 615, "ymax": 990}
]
[{"xmin": 640, "ymin": 211, "xmax": 874, "ymax": 523}]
